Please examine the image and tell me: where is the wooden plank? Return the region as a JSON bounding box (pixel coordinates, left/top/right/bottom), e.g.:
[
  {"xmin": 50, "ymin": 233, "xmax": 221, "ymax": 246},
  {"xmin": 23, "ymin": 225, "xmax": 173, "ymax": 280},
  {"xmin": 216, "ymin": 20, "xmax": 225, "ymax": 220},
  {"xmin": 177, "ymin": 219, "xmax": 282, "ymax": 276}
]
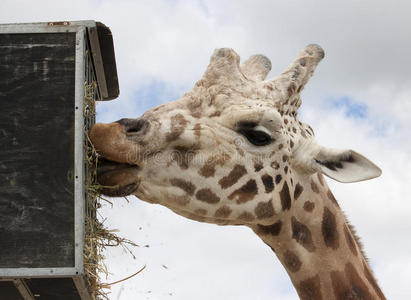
[{"xmin": 0, "ymin": 32, "xmax": 76, "ymax": 268}]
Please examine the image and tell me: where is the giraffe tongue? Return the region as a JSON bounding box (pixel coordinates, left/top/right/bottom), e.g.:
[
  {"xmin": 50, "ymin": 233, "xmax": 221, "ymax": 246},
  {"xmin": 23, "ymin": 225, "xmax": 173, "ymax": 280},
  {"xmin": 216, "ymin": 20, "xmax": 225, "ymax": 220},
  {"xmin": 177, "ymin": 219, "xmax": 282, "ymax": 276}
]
[{"xmin": 96, "ymin": 157, "xmax": 140, "ymax": 197}]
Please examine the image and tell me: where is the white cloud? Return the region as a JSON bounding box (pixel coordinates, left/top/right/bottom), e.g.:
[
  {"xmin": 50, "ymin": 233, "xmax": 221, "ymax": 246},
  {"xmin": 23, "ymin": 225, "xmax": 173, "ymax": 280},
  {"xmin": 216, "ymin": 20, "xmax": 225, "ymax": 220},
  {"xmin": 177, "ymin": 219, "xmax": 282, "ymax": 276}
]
[{"xmin": 1, "ymin": 1, "xmax": 410, "ymax": 299}]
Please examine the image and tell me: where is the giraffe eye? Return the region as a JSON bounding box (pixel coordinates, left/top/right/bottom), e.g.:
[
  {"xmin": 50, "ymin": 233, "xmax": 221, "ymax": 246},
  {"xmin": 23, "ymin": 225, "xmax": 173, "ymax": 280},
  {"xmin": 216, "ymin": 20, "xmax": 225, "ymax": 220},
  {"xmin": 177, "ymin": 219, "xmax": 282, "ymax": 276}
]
[{"xmin": 239, "ymin": 128, "xmax": 272, "ymax": 146}]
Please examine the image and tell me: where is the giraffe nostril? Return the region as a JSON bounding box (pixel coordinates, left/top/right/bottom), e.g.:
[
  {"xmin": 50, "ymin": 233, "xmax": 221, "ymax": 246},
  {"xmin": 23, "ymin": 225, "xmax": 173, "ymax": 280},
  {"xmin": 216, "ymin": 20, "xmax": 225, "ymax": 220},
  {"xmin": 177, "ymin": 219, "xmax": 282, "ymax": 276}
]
[{"xmin": 116, "ymin": 118, "xmax": 149, "ymax": 134}]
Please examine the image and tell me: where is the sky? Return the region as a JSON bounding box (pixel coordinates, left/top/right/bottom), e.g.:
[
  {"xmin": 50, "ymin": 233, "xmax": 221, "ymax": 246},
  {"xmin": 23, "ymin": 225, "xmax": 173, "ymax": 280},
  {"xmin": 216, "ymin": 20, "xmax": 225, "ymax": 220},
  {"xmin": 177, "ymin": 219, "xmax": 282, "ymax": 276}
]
[{"xmin": 1, "ymin": 0, "xmax": 410, "ymax": 299}]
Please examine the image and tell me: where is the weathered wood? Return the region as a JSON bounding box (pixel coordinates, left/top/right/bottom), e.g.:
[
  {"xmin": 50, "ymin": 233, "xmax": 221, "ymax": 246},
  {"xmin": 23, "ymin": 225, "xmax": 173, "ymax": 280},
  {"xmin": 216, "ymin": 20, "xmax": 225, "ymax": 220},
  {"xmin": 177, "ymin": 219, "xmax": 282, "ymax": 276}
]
[{"xmin": 0, "ymin": 33, "xmax": 76, "ymax": 268}]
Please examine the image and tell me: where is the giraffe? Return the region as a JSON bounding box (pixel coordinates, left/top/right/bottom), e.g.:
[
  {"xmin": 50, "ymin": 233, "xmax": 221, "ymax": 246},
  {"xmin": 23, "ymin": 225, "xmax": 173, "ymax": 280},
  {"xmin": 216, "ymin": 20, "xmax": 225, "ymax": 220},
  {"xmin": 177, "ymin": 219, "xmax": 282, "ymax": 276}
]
[{"xmin": 90, "ymin": 44, "xmax": 386, "ymax": 299}]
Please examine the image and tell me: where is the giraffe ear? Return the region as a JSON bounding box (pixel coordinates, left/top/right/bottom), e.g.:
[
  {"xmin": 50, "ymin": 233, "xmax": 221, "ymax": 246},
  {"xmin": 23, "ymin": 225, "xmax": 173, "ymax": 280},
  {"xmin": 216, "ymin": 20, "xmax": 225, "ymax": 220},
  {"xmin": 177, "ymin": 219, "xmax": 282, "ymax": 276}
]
[{"xmin": 313, "ymin": 148, "xmax": 382, "ymax": 183}]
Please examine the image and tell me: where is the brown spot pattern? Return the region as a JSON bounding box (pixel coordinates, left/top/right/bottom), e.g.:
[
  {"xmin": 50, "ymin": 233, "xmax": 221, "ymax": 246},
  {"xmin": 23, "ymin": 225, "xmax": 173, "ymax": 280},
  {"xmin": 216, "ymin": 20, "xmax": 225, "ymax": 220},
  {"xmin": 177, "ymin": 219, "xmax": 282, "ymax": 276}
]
[
  {"xmin": 255, "ymin": 200, "xmax": 275, "ymax": 219},
  {"xmin": 327, "ymin": 189, "xmax": 340, "ymax": 207},
  {"xmin": 283, "ymin": 250, "xmax": 302, "ymax": 273},
  {"xmin": 195, "ymin": 188, "xmax": 220, "ymax": 204},
  {"xmin": 275, "ymin": 174, "xmax": 282, "ymax": 184},
  {"xmin": 198, "ymin": 153, "xmax": 230, "ymax": 178},
  {"xmin": 294, "ymin": 183, "xmax": 303, "ymax": 200},
  {"xmin": 238, "ymin": 212, "xmax": 255, "ymax": 222},
  {"xmin": 214, "ymin": 205, "xmax": 232, "ymax": 218},
  {"xmin": 257, "ymin": 221, "xmax": 282, "ymax": 236},
  {"xmin": 280, "ymin": 181, "xmax": 291, "ymax": 210},
  {"xmin": 228, "ymin": 179, "xmax": 258, "ymax": 204},
  {"xmin": 331, "ymin": 262, "xmax": 374, "ymax": 300},
  {"xmin": 297, "ymin": 275, "xmax": 323, "ymax": 300},
  {"xmin": 254, "ymin": 162, "xmax": 263, "ymax": 172},
  {"xmin": 261, "ymin": 174, "xmax": 274, "ymax": 193},
  {"xmin": 344, "ymin": 224, "xmax": 358, "ymax": 256},
  {"xmin": 171, "ymin": 146, "xmax": 196, "ymax": 169},
  {"xmin": 193, "ymin": 123, "xmax": 201, "ymax": 140},
  {"xmin": 271, "ymin": 161, "xmax": 280, "ymax": 169},
  {"xmin": 166, "ymin": 114, "xmax": 188, "ymax": 142},
  {"xmin": 311, "ymin": 180, "xmax": 320, "ymax": 193},
  {"xmin": 322, "ymin": 207, "xmax": 339, "ymax": 249},
  {"xmin": 219, "ymin": 164, "xmax": 247, "ymax": 189},
  {"xmin": 317, "ymin": 172, "xmax": 325, "ymax": 186},
  {"xmin": 303, "ymin": 201, "xmax": 315, "ymax": 212},
  {"xmin": 291, "ymin": 216, "xmax": 316, "ymax": 252},
  {"xmin": 194, "ymin": 208, "xmax": 207, "ymax": 216},
  {"xmin": 170, "ymin": 178, "xmax": 195, "ymax": 196}
]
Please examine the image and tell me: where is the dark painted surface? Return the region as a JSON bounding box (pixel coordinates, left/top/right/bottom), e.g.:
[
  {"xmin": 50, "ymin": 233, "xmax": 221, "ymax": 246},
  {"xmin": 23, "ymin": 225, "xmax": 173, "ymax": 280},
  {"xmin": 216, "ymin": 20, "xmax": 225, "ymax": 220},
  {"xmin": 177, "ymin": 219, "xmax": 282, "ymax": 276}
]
[
  {"xmin": 96, "ymin": 22, "xmax": 119, "ymax": 100},
  {"xmin": 0, "ymin": 281, "xmax": 24, "ymax": 300},
  {"xmin": 0, "ymin": 33, "xmax": 76, "ymax": 268},
  {"xmin": 26, "ymin": 278, "xmax": 81, "ymax": 300}
]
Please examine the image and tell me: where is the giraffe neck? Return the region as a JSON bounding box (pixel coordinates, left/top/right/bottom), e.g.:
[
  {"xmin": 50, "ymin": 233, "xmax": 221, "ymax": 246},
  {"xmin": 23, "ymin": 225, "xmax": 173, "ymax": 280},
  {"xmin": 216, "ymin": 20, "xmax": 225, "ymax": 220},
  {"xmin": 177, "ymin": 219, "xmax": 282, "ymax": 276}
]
[{"xmin": 250, "ymin": 173, "xmax": 386, "ymax": 300}]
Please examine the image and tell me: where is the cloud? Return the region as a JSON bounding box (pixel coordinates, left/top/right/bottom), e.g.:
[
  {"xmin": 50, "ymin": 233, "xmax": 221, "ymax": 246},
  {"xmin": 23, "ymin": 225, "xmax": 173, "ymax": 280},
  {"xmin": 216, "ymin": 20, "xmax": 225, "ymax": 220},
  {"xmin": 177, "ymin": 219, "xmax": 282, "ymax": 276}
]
[{"xmin": 1, "ymin": 1, "xmax": 410, "ymax": 299}]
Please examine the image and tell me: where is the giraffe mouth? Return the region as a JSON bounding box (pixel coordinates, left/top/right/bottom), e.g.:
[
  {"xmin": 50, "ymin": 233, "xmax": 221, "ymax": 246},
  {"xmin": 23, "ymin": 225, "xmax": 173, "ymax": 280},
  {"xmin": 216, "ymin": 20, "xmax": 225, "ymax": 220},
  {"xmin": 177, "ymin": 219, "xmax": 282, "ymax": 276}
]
[{"xmin": 96, "ymin": 157, "xmax": 141, "ymax": 197}]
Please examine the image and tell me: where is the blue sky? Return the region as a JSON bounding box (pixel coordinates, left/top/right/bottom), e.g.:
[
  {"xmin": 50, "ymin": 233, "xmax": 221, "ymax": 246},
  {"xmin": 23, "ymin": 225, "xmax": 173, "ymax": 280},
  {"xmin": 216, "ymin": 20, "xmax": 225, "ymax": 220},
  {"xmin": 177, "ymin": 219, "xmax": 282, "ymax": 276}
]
[{"xmin": 1, "ymin": 1, "xmax": 410, "ymax": 299}]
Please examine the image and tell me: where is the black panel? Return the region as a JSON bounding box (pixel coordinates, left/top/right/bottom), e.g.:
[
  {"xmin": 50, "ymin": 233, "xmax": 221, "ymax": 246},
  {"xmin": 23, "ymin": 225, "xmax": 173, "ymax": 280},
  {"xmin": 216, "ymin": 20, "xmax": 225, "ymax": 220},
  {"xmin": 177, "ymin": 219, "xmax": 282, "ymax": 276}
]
[
  {"xmin": 0, "ymin": 281, "xmax": 24, "ymax": 300},
  {"xmin": 0, "ymin": 33, "xmax": 76, "ymax": 268},
  {"xmin": 96, "ymin": 22, "xmax": 119, "ymax": 100},
  {"xmin": 26, "ymin": 278, "xmax": 81, "ymax": 300}
]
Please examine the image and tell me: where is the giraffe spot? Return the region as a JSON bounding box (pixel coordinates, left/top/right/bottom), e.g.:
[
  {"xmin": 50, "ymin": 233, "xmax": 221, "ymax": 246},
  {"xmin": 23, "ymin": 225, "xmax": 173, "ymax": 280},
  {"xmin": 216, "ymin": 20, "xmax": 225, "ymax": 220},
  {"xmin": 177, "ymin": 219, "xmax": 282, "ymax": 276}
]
[
  {"xmin": 187, "ymin": 99, "xmax": 203, "ymax": 118},
  {"xmin": 238, "ymin": 211, "xmax": 255, "ymax": 222},
  {"xmin": 311, "ymin": 180, "xmax": 320, "ymax": 193},
  {"xmin": 280, "ymin": 181, "xmax": 291, "ymax": 211},
  {"xmin": 271, "ymin": 161, "xmax": 280, "ymax": 170},
  {"xmin": 291, "ymin": 216, "xmax": 316, "ymax": 252},
  {"xmin": 194, "ymin": 208, "xmax": 207, "ymax": 216},
  {"xmin": 282, "ymin": 155, "xmax": 289, "ymax": 162},
  {"xmin": 284, "ymin": 166, "xmax": 288, "ymax": 174},
  {"xmin": 169, "ymin": 194, "xmax": 190, "ymax": 206},
  {"xmin": 322, "ymin": 207, "xmax": 339, "ymax": 249},
  {"xmin": 193, "ymin": 123, "xmax": 201, "ymax": 140},
  {"xmin": 228, "ymin": 179, "xmax": 258, "ymax": 204},
  {"xmin": 218, "ymin": 164, "xmax": 247, "ymax": 189},
  {"xmin": 166, "ymin": 113, "xmax": 188, "ymax": 142},
  {"xmin": 317, "ymin": 172, "xmax": 325, "ymax": 186},
  {"xmin": 292, "ymin": 127, "xmax": 297, "ymax": 133},
  {"xmin": 171, "ymin": 146, "xmax": 196, "ymax": 169},
  {"xmin": 284, "ymin": 119, "xmax": 288, "ymax": 124},
  {"xmin": 294, "ymin": 183, "xmax": 303, "ymax": 200},
  {"xmin": 290, "ymin": 140, "xmax": 294, "ymax": 148},
  {"xmin": 305, "ymin": 129, "xmax": 312, "ymax": 136},
  {"xmin": 170, "ymin": 178, "xmax": 196, "ymax": 196},
  {"xmin": 327, "ymin": 189, "xmax": 340, "ymax": 207},
  {"xmin": 363, "ymin": 260, "xmax": 386, "ymax": 299},
  {"xmin": 331, "ymin": 262, "xmax": 374, "ymax": 300},
  {"xmin": 297, "ymin": 274, "xmax": 323, "ymax": 300},
  {"xmin": 261, "ymin": 174, "xmax": 274, "ymax": 193},
  {"xmin": 214, "ymin": 205, "xmax": 232, "ymax": 218},
  {"xmin": 254, "ymin": 162, "xmax": 264, "ymax": 172},
  {"xmin": 303, "ymin": 201, "xmax": 315, "ymax": 212},
  {"xmin": 198, "ymin": 153, "xmax": 230, "ymax": 178},
  {"xmin": 255, "ymin": 200, "xmax": 275, "ymax": 219},
  {"xmin": 278, "ymin": 144, "xmax": 284, "ymax": 150},
  {"xmin": 195, "ymin": 188, "xmax": 220, "ymax": 204},
  {"xmin": 275, "ymin": 174, "xmax": 282, "ymax": 184},
  {"xmin": 283, "ymin": 250, "xmax": 302, "ymax": 273},
  {"xmin": 257, "ymin": 221, "xmax": 282, "ymax": 236},
  {"xmin": 344, "ymin": 223, "xmax": 358, "ymax": 256}
]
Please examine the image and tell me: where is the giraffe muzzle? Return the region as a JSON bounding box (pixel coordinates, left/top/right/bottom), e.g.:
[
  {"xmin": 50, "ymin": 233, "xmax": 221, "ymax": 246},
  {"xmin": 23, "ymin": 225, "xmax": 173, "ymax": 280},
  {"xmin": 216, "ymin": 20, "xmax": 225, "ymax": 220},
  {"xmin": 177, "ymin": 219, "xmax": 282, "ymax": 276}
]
[{"xmin": 95, "ymin": 157, "xmax": 141, "ymax": 196}]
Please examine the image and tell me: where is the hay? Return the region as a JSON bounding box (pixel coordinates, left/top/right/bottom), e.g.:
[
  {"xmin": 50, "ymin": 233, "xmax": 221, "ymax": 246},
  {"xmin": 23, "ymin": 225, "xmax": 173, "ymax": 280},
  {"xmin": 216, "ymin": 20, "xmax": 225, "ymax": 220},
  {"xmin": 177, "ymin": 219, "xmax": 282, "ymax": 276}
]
[{"xmin": 83, "ymin": 82, "xmax": 142, "ymax": 300}]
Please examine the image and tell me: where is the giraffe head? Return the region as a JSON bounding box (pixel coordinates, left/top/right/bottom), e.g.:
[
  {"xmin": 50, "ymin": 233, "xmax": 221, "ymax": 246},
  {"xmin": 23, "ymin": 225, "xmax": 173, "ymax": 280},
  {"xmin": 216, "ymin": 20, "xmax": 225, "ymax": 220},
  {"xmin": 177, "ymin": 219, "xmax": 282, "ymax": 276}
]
[{"xmin": 90, "ymin": 44, "xmax": 381, "ymax": 226}]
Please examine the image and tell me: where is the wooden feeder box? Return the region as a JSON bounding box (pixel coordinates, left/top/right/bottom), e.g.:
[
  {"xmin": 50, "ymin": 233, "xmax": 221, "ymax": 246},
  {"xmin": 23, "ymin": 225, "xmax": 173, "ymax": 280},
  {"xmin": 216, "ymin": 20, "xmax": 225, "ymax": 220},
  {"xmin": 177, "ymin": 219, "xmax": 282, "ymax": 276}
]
[{"xmin": 0, "ymin": 20, "xmax": 119, "ymax": 299}]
